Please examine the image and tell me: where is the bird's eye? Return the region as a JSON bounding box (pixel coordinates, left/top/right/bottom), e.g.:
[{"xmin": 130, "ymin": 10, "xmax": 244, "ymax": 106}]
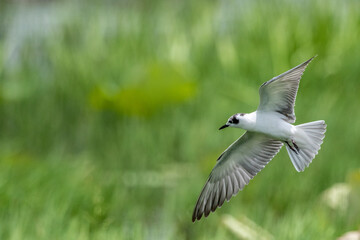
[{"xmin": 232, "ymin": 118, "xmax": 239, "ymax": 124}]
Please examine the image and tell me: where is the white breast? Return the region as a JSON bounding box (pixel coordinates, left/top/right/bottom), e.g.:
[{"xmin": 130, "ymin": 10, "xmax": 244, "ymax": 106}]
[{"xmin": 244, "ymin": 111, "xmax": 295, "ymax": 141}]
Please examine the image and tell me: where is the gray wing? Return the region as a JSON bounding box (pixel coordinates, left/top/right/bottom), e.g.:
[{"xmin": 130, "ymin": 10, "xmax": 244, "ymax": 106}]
[
  {"xmin": 257, "ymin": 56, "xmax": 315, "ymax": 123},
  {"xmin": 192, "ymin": 132, "xmax": 283, "ymax": 222}
]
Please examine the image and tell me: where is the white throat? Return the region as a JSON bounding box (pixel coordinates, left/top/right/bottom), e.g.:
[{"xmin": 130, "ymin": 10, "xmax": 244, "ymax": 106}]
[{"xmin": 235, "ymin": 112, "xmax": 257, "ymax": 130}]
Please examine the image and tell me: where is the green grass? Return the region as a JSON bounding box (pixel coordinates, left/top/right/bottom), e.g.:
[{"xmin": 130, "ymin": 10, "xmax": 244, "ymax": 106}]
[{"xmin": 0, "ymin": 0, "xmax": 360, "ymax": 239}]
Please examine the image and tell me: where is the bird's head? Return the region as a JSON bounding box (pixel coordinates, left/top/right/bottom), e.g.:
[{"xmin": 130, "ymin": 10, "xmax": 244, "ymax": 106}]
[{"xmin": 219, "ymin": 113, "xmax": 246, "ymax": 130}]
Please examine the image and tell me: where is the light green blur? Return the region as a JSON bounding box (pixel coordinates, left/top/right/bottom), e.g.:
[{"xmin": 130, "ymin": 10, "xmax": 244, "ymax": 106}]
[{"xmin": 0, "ymin": 0, "xmax": 360, "ymax": 239}]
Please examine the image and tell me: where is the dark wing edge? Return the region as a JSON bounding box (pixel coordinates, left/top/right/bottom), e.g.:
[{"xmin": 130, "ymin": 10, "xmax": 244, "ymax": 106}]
[{"xmin": 191, "ymin": 132, "xmax": 283, "ymax": 222}]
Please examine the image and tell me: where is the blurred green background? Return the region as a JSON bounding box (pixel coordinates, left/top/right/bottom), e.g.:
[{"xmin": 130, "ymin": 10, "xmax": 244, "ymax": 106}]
[{"xmin": 0, "ymin": 0, "xmax": 360, "ymax": 239}]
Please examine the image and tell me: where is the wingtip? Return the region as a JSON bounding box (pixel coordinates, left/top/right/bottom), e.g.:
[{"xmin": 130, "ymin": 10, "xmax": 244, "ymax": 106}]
[
  {"xmin": 192, "ymin": 209, "xmax": 201, "ymax": 222},
  {"xmin": 298, "ymin": 55, "xmax": 317, "ymax": 69},
  {"xmin": 192, "ymin": 212, "xmax": 196, "ymax": 222},
  {"xmin": 191, "ymin": 215, "xmax": 201, "ymax": 222},
  {"xmin": 308, "ymin": 54, "xmax": 318, "ymax": 63}
]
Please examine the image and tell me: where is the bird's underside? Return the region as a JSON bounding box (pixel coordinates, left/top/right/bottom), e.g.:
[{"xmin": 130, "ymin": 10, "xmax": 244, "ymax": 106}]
[{"xmin": 192, "ymin": 57, "xmax": 319, "ymax": 222}]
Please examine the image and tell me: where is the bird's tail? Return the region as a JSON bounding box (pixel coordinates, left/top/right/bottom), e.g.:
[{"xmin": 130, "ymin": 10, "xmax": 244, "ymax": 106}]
[{"xmin": 285, "ymin": 120, "xmax": 326, "ymax": 172}]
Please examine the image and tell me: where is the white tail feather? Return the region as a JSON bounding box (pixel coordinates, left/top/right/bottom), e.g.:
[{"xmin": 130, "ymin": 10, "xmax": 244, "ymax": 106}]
[{"xmin": 286, "ymin": 120, "xmax": 326, "ymax": 172}]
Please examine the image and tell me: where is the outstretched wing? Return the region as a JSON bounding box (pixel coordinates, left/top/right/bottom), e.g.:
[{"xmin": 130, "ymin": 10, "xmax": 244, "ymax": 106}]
[
  {"xmin": 192, "ymin": 132, "xmax": 283, "ymax": 222},
  {"xmin": 257, "ymin": 56, "xmax": 315, "ymax": 123}
]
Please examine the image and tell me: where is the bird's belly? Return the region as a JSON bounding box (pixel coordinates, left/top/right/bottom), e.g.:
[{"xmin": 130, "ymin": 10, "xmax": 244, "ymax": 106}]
[{"xmin": 253, "ymin": 119, "xmax": 294, "ymax": 141}]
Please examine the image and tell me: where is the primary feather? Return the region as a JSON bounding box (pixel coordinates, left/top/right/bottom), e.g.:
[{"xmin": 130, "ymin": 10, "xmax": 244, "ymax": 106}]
[{"xmin": 192, "ymin": 132, "xmax": 283, "ymax": 222}]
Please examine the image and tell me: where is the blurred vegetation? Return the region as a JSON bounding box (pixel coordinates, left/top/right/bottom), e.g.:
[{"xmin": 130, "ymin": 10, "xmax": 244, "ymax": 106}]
[{"xmin": 0, "ymin": 0, "xmax": 360, "ymax": 239}]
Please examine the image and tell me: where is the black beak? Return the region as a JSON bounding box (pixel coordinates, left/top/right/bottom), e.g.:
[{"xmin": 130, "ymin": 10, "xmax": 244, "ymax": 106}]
[{"xmin": 219, "ymin": 124, "xmax": 229, "ymax": 130}]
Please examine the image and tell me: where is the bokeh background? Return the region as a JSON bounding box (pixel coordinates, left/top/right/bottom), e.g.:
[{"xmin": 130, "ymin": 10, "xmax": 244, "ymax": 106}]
[{"xmin": 1, "ymin": 0, "xmax": 360, "ymax": 239}]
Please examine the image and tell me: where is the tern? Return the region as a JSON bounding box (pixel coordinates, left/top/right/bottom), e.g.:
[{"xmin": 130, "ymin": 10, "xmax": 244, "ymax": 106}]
[{"xmin": 192, "ymin": 56, "xmax": 326, "ymax": 222}]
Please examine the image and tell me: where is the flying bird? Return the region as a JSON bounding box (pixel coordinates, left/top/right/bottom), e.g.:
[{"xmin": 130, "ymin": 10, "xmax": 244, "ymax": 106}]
[{"xmin": 192, "ymin": 56, "xmax": 326, "ymax": 222}]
